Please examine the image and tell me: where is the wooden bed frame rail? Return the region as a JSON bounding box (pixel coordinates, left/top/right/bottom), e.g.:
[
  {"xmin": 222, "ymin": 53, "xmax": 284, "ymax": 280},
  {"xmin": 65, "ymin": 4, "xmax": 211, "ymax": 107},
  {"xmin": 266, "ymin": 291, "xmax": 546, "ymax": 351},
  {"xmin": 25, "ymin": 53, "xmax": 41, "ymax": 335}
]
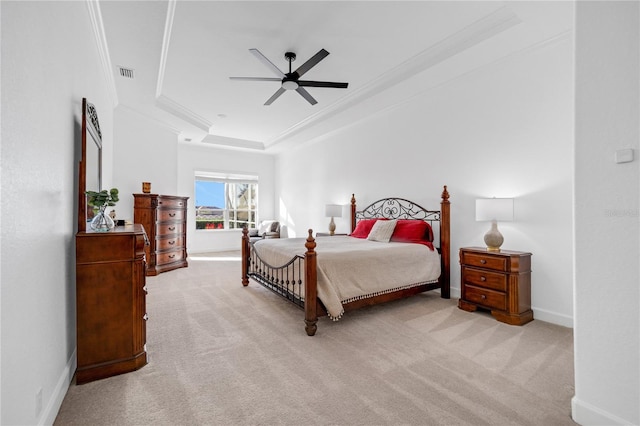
[{"xmin": 242, "ymin": 185, "xmax": 450, "ymax": 336}]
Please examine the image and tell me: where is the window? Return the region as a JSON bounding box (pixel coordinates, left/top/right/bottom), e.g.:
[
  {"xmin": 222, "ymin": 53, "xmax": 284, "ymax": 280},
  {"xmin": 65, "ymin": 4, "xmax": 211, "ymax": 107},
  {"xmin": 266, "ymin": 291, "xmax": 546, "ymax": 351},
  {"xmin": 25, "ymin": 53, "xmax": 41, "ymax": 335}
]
[{"xmin": 195, "ymin": 172, "xmax": 258, "ymax": 230}]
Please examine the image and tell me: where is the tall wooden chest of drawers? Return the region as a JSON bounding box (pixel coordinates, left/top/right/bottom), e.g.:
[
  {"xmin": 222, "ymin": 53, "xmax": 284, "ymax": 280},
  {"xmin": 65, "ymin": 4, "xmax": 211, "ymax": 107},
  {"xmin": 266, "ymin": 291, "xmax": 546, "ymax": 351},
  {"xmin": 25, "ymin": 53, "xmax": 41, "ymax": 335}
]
[
  {"xmin": 458, "ymin": 247, "xmax": 533, "ymax": 325},
  {"xmin": 134, "ymin": 194, "xmax": 188, "ymax": 276},
  {"xmin": 76, "ymin": 225, "xmax": 148, "ymax": 384}
]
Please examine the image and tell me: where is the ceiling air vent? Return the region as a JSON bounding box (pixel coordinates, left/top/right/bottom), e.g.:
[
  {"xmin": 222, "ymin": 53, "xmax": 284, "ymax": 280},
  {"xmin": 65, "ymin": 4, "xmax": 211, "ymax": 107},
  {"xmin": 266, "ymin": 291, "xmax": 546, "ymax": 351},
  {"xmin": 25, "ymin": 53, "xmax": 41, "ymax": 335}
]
[{"xmin": 118, "ymin": 66, "xmax": 135, "ymax": 79}]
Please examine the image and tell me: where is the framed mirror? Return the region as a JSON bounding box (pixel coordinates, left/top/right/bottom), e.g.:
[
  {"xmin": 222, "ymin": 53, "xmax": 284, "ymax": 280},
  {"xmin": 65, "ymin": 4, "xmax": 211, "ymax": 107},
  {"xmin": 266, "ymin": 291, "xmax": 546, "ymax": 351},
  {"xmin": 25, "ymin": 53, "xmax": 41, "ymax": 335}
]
[{"xmin": 78, "ymin": 98, "xmax": 103, "ymax": 232}]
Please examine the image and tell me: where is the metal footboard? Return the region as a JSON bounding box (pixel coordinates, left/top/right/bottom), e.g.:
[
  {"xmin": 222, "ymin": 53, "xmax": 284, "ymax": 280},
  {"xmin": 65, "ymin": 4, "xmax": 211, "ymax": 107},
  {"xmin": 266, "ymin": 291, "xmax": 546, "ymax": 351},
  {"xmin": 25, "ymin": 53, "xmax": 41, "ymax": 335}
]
[{"xmin": 247, "ymin": 246, "xmax": 306, "ymax": 309}]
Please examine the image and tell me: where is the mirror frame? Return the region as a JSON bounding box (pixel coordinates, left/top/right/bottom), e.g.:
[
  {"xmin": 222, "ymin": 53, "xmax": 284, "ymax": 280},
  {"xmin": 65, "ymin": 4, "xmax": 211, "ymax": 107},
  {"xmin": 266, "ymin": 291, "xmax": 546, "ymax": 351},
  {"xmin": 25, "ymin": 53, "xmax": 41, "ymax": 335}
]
[{"xmin": 78, "ymin": 98, "xmax": 103, "ymax": 232}]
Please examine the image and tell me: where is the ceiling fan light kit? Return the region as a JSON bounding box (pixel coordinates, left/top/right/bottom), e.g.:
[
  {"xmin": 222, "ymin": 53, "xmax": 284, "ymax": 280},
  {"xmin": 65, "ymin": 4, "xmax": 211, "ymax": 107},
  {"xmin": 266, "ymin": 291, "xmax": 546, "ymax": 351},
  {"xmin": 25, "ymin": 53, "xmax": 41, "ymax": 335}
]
[{"xmin": 230, "ymin": 48, "xmax": 349, "ymax": 105}]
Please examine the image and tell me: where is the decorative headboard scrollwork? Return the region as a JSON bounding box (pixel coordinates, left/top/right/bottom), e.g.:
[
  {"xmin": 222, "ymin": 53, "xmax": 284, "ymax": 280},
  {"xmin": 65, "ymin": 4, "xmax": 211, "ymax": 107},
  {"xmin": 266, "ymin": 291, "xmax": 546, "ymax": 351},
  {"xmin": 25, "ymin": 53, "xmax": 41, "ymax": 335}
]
[{"xmin": 355, "ymin": 198, "xmax": 441, "ymax": 223}]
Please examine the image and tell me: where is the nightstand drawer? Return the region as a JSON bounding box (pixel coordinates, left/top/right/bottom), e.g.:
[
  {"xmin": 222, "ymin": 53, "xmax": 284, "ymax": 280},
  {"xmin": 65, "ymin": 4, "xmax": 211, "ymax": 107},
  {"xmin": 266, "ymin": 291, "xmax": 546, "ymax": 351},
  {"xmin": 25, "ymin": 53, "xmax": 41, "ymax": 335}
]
[
  {"xmin": 465, "ymin": 285, "xmax": 506, "ymax": 311},
  {"xmin": 462, "ymin": 267, "xmax": 507, "ymax": 292},
  {"xmin": 462, "ymin": 252, "xmax": 507, "ymax": 271}
]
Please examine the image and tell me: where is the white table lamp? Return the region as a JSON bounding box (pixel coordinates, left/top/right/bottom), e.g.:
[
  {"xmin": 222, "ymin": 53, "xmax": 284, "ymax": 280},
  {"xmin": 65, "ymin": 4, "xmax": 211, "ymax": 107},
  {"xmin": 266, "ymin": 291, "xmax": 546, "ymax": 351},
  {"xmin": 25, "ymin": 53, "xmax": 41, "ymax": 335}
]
[
  {"xmin": 325, "ymin": 204, "xmax": 342, "ymax": 236},
  {"xmin": 476, "ymin": 198, "xmax": 514, "ymax": 252}
]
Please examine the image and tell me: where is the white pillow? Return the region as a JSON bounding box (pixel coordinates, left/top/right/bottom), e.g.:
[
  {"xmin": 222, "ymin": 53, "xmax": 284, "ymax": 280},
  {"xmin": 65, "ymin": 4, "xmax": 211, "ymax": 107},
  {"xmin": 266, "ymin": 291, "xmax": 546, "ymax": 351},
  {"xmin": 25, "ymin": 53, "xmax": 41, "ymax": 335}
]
[
  {"xmin": 367, "ymin": 219, "xmax": 397, "ymax": 242},
  {"xmin": 258, "ymin": 220, "xmax": 274, "ymax": 236}
]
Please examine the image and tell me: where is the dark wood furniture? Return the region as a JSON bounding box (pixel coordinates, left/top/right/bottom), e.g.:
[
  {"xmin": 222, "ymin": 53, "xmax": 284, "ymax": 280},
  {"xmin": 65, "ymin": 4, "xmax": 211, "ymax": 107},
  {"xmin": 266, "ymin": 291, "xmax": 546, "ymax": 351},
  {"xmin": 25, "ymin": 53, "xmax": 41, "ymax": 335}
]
[
  {"xmin": 242, "ymin": 186, "xmax": 451, "ymax": 336},
  {"xmin": 134, "ymin": 194, "xmax": 189, "ymax": 276},
  {"xmin": 78, "ymin": 98, "xmax": 102, "ymax": 232},
  {"xmin": 458, "ymin": 247, "xmax": 533, "ymax": 325},
  {"xmin": 76, "ymin": 225, "xmax": 148, "ymax": 384}
]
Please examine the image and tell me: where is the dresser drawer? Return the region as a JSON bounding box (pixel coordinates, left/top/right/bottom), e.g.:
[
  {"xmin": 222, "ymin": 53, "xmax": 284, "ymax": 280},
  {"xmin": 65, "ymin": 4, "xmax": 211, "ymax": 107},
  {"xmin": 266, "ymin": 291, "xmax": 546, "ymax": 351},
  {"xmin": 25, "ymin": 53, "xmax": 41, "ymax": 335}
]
[
  {"xmin": 461, "ymin": 252, "xmax": 507, "ymax": 271},
  {"xmin": 157, "ymin": 235, "xmax": 185, "ymax": 251},
  {"xmin": 157, "ymin": 198, "xmax": 186, "ymax": 209},
  {"xmin": 156, "ymin": 249, "xmax": 185, "ymax": 266},
  {"xmin": 462, "ymin": 267, "xmax": 507, "ymax": 292},
  {"xmin": 158, "ymin": 208, "xmax": 185, "ymax": 223},
  {"xmin": 464, "ymin": 285, "xmax": 506, "ymax": 311},
  {"xmin": 157, "ymin": 222, "xmax": 183, "ymax": 236}
]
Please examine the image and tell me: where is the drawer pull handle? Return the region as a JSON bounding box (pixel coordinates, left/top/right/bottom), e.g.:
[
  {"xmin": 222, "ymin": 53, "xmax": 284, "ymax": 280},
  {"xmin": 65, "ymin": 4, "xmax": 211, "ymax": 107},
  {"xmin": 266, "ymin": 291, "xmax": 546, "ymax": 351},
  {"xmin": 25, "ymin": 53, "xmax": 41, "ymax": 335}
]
[
  {"xmin": 480, "ymin": 259, "xmax": 487, "ymax": 264},
  {"xmin": 178, "ymin": 202, "xmax": 183, "ymax": 206},
  {"xmin": 143, "ymin": 314, "xmax": 149, "ymax": 321},
  {"xmin": 481, "ymin": 294, "xmax": 486, "ymax": 300},
  {"xmin": 168, "ymin": 226, "xmax": 176, "ymax": 231},
  {"xmin": 169, "ymin": 254, "xmax": 176, "ymax": 259},
  {"xmin": 168, "ymin": 240, "xmax": 175, "ymax": 245},
  {"xmin": 143, "ymin": 286, "xmax": 148, "ymax": 293},
  {"xmin": 169, "ymin": 213, "xmax": 176, "ymax": 217},
  {"xmin": 480, "ymin": 276, "xmax": 486, "ymax": 282}
]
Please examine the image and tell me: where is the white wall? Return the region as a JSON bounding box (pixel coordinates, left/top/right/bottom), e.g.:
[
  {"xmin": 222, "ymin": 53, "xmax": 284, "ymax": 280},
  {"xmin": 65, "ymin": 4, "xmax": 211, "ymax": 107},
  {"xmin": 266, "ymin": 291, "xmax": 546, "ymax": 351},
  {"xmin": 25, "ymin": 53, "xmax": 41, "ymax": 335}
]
[
  {"xmin": 0, "ymin": 2, "xmax": 114, "ymax": 424},
  {"xmin": 112, "ymin": 109, "xmax": 275, "ymax": 255},
  {"xmin": 572, "ymin": 2, "xmax": 640, "ymax": 425},
  {"xmin": 112, "ymin": 107, "xmax": 180, "ymax": 223},
  {"xmin": 177, "ymin": 143, "xmax": 275, "ymax": 254},
  {"xmin": 276, "ymin": 33, "xmax": 574, "ymax": 327}
]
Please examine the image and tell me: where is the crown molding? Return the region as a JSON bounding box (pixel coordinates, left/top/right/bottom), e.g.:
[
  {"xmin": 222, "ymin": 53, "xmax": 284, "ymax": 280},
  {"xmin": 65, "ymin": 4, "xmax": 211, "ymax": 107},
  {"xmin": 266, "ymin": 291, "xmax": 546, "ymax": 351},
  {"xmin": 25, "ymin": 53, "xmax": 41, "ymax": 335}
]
[
  {"xmin": 266, "ymin": 6, "xmax": 522, "ymax": 148},
  {"xmin": 155, "ymin": 94, "xmax": 213, "ymax": 132},
  {"xmin": 116, "ymin": 104, "xmax": 182, "ymax": 135},
  {"xmin": 200, "ymin": 134, "xmax": 265, "ymax": 151},
  {"xmin": 156, "ymin": 0, "xmax": 176, "ymax": 98},
  {"xmin": 86, "ymin": 0, "xmax": 118, "ymax": 108}
]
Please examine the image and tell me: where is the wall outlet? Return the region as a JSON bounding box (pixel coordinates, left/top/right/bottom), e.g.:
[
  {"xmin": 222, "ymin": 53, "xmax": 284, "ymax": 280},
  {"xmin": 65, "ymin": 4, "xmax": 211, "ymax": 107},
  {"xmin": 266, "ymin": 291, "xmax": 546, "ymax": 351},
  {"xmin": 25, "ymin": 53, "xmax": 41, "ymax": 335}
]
[{"xmin": 35, "ymin": 387, "xmax": 43, "ymax": 417}]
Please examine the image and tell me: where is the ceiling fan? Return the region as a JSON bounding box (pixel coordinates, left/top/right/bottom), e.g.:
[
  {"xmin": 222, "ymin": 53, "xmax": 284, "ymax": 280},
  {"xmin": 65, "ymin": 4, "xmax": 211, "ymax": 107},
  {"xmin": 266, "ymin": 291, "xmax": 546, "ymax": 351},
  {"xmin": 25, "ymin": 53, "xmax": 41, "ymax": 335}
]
[{"xmin": 230, "ymin": 48, "xmax": 349, "ymax": 106}]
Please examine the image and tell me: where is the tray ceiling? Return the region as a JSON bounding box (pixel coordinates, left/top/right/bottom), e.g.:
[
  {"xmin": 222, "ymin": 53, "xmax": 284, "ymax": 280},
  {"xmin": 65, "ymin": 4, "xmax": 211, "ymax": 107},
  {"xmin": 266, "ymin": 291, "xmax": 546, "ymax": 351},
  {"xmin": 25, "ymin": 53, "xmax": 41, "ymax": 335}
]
[{"xmin": 96, "ymin": 1, "xmax": 573, "ymax": 152}]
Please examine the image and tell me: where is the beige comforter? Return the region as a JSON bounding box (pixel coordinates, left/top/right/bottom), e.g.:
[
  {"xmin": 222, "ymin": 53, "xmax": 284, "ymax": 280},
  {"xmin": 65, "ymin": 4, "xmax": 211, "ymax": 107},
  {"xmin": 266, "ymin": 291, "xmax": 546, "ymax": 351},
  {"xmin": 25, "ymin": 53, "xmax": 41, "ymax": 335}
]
[{"xmin": 252, "ymin": 235, "xmax": 441, "ymax": 320}]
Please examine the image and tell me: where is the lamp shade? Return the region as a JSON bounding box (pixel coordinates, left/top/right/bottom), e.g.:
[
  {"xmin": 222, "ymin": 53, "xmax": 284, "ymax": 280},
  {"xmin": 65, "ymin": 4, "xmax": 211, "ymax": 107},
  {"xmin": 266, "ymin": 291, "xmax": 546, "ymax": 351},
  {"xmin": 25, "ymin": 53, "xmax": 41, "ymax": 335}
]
[
  {"xmin": 475, "ymin": 198, "xmax": 514, "ymax": 222},
  {"xmin": 325, "ymin": 204, "xmax": 342, "ymax": 217}
]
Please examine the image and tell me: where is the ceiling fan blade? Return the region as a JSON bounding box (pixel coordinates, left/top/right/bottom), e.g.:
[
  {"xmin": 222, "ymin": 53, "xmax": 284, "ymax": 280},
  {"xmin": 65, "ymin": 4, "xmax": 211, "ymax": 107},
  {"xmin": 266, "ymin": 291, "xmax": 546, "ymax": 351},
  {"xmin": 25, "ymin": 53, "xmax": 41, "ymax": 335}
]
[
  {"xmin": 295, "ymin": 87, "xmax": 318, "ymax": 105},
  {"xmin": 264, "ymin": 87, "xmax": 286, "ymax": 105},
  {"xmin": 294, "ymin": 49, "xmax": 329, "ymax": 78},
  {"xmin": 249, "ymin": 48, "xmax": 285, "ymax": 78},
  {"xmin": 297, "ymin": 80, "xmax": 348, "ymax": 89},
  {"xmin": 230, "ymin": 77, "xmax": 281, "ymax": 82}
]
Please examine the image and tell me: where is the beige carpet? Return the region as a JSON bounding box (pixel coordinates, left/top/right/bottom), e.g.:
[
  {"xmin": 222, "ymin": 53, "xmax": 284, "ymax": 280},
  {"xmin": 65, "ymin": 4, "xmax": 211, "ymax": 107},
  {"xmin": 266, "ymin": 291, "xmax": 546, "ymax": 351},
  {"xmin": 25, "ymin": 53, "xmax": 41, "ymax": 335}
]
[{"xmin": 55, "ymin": 251, "xmax": 575, "ymax": 425}]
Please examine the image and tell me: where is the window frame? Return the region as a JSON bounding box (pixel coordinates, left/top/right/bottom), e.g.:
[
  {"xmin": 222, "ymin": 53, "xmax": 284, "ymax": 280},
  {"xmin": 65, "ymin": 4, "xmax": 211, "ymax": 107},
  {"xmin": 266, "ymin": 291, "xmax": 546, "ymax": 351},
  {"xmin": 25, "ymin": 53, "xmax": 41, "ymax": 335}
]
[{"xmin": 194, "ymin": 171, "xmax": 258, "ymax": 231}]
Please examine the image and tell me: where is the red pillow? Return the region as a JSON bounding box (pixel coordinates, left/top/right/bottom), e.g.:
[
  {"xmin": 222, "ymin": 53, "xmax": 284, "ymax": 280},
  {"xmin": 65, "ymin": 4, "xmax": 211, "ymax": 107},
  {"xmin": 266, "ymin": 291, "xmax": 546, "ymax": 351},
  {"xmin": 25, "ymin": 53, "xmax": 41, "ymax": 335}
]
[
  {"xmin": 390, "ymin": 220, "xmax": 428, "ymax": 243},
  {"xmin": 350, "ymin": 219, "xmax": 378, "ymax": 238}
]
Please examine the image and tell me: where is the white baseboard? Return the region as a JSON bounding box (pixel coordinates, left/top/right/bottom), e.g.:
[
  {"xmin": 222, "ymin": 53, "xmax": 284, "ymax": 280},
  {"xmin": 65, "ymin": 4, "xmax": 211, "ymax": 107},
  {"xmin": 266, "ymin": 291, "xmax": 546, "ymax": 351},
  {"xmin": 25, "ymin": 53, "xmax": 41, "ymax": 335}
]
[
  {"xmin": 39, "ymin": 349, "xmax": 76, "ymax": 426},
  {"xmin": 571, "ymin": 396, "xmax": 634, "ymax": 426},
  {"xmin": 532, "ymin": 306, "xmax": 574, "ymax": 328}
]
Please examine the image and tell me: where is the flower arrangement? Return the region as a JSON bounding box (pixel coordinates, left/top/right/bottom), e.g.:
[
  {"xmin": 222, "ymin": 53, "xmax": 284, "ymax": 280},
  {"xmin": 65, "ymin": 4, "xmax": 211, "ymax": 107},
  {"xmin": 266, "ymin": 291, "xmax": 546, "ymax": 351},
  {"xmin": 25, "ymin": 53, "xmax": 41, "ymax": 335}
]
[
  {"xmin": 86, "ymin": 188, "xmax": 119, "ymax": 211},
  {"xmin": 86, "ymin": 188, "xmax": 119, "ymax": 231}
]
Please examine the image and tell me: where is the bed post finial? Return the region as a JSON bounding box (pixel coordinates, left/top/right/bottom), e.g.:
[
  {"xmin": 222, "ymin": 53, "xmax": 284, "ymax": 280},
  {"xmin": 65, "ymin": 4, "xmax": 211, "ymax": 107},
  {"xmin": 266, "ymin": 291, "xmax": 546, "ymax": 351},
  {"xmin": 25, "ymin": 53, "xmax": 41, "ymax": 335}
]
[
  {"xmin": 305, "ymin": 229, "xmax": 316, "ymax": 251},
  {"xmin": 441, "ymin": 185, "xmax": 450, "ymax": 203},
  {"xmin": 304, "ymin": 229, "xmax": 318, "ymax": 336}
]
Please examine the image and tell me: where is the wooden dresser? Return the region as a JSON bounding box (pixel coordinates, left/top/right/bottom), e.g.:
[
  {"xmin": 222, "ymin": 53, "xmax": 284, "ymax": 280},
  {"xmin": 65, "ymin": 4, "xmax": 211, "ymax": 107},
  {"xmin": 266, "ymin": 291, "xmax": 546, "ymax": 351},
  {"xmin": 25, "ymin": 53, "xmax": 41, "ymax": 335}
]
[
  {"xmin": 133, "ymin": 194, "xmax": 188, "ymax": 276},
  {"xmin": 75, "ymin": 225, "xmax": 148, "ymax": 384},
  {"xmin": 458, "ymin": 247, "xmax": 533, "ymax": 325}
]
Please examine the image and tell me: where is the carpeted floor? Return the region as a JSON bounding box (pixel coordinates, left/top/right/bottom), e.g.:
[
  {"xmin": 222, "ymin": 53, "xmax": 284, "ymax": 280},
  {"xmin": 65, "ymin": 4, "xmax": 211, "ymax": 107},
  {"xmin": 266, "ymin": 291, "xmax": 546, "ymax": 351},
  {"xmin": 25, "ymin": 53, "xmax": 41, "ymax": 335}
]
[{"xmin": 55, "ymin": 251, "xmax": 576, "ymax": 425}]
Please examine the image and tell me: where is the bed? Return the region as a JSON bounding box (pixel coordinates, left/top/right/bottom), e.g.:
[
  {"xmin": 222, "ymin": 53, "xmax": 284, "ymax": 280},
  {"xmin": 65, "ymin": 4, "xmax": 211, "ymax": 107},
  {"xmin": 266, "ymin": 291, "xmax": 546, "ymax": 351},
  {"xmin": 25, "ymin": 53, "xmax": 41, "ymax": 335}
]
[{"xmin": 241, "ymin": 186, "xmax": 451, "ymax": 336}]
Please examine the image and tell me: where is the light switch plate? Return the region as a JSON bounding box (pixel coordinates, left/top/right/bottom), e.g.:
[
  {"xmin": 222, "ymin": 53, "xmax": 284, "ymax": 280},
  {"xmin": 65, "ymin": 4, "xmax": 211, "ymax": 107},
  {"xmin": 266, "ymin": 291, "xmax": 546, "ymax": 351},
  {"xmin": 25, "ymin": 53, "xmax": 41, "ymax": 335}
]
[{"xmin": 615, "ymin": 149, "xmax": 634, "ymax": 164}]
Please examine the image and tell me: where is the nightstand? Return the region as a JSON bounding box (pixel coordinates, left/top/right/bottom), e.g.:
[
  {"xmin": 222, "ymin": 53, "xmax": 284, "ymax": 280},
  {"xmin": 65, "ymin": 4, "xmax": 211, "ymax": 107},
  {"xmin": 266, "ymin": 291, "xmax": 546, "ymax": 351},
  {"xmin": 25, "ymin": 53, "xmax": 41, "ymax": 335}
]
[{"xmin": 458, "ymin": 247, "xmax": 533, "ymax": 325}]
